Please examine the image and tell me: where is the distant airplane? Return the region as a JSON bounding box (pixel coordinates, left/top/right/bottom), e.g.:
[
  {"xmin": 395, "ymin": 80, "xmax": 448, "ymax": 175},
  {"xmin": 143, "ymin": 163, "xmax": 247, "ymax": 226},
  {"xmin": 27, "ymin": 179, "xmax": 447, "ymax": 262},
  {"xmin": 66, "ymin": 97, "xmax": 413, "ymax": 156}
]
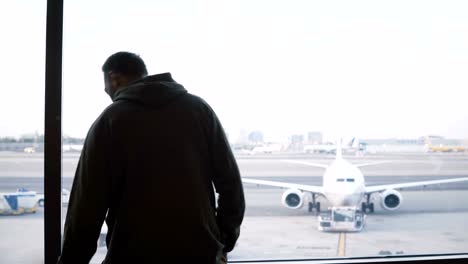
[
  {"xmin": 250, "ymin": 143, "xmax": 283, "ymax": 154},
  {"xmin": 63, "ymin": 144, "xmax": 84, "ymax": 152},
  {"xmin": 243, "ymin": 141, "xmax": 468, "ymax": 215},
  {"xmin": 303, "ymin": 137, "xmax": 366, "ymax": 155}
]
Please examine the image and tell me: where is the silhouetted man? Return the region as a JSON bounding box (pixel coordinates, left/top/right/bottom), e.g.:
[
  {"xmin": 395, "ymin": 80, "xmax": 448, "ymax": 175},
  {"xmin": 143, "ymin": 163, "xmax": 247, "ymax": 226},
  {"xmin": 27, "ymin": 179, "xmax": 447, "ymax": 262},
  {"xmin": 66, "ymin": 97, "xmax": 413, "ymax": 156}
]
[{"xmin": 58, "ymin": 51, "xmax": 245, "ymax": 263}]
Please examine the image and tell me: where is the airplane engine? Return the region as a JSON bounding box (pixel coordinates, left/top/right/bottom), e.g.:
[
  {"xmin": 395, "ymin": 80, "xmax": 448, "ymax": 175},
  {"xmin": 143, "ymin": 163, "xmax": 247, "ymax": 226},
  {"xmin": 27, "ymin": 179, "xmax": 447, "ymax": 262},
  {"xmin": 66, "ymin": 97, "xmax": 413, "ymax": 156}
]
[
  {"xmin": 380, "ymin": 189, "xmax": 403, "ymax": 211},
  {"xmin": 282, "ymin": 189, "xmax": 305, "ymax": 209}
]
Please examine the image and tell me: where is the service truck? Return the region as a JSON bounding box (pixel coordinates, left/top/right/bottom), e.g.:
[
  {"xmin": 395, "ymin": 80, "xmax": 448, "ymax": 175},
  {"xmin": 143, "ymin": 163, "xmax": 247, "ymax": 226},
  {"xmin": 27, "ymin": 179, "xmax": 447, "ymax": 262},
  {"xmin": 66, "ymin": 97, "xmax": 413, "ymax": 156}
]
[
  {"xmin": 318, "ymin": 206, "xmax": 366, "ymax": 232},
  {"xmin": 0, "ymin": 188, "xmax": 38, "ymax": 215}
]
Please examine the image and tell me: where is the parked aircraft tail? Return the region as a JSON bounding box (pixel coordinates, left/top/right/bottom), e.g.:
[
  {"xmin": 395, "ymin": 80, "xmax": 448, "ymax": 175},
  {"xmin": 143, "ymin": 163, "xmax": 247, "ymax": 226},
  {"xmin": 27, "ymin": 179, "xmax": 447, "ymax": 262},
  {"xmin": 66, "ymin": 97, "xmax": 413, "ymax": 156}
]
[{"xmin": 349, "ymin": 137, "xmax": 359, "ymax": 148}]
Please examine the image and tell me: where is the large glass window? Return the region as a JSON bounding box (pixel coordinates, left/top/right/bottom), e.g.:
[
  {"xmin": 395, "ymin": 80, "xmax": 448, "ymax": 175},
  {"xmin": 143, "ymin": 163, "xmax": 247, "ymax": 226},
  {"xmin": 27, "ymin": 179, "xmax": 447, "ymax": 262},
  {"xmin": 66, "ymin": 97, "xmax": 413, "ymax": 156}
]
[
  {"xmin": 60, "ymin": 0, "xmax": 468, "ymax": 262},
  {"xmin": 0, "ymin": 1, "xmax": 46, "ymax": 263}
]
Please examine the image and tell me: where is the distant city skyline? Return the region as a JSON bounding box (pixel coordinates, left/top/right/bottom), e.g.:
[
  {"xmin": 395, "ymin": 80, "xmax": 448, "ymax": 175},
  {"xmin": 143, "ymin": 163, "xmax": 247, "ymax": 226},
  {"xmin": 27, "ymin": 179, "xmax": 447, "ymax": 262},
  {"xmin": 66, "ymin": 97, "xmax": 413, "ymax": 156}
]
[{"xmin": 2, "ymin": 129, "xmax": 467, "ymax": 145}]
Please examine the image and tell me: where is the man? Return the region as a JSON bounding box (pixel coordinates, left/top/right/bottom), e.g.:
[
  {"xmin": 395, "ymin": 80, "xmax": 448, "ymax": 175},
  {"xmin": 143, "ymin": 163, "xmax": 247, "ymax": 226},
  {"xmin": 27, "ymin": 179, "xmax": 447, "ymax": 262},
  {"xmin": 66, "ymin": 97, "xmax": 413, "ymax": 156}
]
[{"xmin": 58, "ymin": 52, "xmax": 245, "ymax": 263}]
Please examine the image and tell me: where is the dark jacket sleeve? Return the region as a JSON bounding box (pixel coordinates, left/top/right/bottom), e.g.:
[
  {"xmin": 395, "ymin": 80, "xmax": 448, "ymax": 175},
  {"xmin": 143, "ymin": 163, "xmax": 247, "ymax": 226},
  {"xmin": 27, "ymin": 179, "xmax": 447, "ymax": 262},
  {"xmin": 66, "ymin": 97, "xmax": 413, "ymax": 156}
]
[
  {"xmin": 207, "ymin": 107, "xmax": 246, "ymax": 253},
  {"xmin": 58, "ymin": 116, "xmax": 112, "ymax": 264}
]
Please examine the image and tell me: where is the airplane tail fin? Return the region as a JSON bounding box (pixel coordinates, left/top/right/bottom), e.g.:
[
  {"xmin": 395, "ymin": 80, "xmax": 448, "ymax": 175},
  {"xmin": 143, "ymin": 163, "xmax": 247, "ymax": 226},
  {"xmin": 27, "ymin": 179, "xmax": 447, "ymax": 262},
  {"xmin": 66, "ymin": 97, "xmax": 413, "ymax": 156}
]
[{"xmin": 349, "ymin": 137, "xmax": 360, "ymax": 148}]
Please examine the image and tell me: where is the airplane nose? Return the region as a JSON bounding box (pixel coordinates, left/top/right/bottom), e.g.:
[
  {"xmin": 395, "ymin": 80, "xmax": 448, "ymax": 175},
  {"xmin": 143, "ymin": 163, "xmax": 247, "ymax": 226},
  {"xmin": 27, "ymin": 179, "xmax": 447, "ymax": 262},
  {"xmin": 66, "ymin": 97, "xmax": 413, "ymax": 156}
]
[
  {"xmin": 331, "ymin": 191, "xmax": 360, "ymax": 206},
  {"xmin": 335, "ymin": 197, "xmax": 351, "ymax": 206}
]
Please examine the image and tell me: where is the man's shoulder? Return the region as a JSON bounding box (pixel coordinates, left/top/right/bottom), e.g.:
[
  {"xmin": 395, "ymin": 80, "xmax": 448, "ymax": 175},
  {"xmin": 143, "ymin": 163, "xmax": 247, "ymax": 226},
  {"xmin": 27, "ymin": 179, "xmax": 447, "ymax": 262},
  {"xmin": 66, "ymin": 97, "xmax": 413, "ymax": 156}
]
[
  {"xmin": 187, "ymin": 93, "xmax": 215, "ymax": 109},
  {"xmin": 179, "ymin": 93, "xmax": 215, "ymax": 112},
  {"xmin": 87, "ymin": 102, "xmax": 127, "ymax": 130},
  {"xmin": 100, "ymin": 100, "xmax": 134, "ymax": 116},
  {"xmin": 181, "ymin": 93, "xmax": 207, "ymax": 104}
]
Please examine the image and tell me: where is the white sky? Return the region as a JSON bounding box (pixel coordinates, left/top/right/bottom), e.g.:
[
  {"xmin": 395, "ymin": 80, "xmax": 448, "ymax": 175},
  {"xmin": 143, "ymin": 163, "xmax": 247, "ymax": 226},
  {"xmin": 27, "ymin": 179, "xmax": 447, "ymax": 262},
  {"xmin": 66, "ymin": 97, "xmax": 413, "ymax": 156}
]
[{"xmin": 1, "ymin": 0, "xmax": 468, "ymax": 142}]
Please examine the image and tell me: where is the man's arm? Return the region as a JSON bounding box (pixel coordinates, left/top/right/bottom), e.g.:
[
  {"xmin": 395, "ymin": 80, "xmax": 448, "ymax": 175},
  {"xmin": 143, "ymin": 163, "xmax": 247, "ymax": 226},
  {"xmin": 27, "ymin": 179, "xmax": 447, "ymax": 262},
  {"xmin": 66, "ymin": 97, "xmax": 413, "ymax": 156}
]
[
  {"xmin": 58, "ymin": 117, "xmax": 112, "ymax": 263},
  {"xmin": 208, "ymin": 110, "xmax": 246, "ymax": 253}
]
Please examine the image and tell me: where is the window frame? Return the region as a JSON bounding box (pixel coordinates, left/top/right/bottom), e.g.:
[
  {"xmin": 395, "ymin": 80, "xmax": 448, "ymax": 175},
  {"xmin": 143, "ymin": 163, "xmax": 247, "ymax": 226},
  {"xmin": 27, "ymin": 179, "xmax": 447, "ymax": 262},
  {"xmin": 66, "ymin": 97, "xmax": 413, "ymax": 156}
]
[{"xmin": 44, "ymin": 0, "xmax": 63, "ymax": 263}]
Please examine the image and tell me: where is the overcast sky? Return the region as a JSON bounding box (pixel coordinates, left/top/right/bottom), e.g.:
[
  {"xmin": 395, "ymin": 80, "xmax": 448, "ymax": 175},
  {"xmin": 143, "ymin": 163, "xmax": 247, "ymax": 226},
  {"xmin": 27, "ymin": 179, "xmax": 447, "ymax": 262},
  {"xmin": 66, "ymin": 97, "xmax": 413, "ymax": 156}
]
[{"xmin": 1, "ymin": 0, "xmax": 468, "ymax": 142}]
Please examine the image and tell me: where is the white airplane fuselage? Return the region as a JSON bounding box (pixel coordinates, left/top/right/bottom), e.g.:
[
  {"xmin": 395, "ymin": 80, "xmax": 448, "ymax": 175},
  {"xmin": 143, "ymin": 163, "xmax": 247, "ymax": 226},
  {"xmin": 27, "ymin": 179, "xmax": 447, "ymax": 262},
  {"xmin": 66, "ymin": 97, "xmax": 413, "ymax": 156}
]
[
  {"xmin": 242, "ymin": 147, "xmax": 468, "ymax": 229},
  {"xmin": 322, "ymin": 159, "xmax": 366, "ymax": 207}
]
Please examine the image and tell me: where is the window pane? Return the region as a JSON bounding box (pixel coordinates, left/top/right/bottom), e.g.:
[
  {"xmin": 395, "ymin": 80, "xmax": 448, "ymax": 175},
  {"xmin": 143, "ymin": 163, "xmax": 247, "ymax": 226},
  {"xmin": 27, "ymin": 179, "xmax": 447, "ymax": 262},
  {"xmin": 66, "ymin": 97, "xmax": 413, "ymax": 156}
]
[
  {"xmin": 63, "ymin": 0, "xmax": 468, "ymax": 262},
  {"xmin": 0, "ymin": 1, "xmax": 46, "ymax": 263}
]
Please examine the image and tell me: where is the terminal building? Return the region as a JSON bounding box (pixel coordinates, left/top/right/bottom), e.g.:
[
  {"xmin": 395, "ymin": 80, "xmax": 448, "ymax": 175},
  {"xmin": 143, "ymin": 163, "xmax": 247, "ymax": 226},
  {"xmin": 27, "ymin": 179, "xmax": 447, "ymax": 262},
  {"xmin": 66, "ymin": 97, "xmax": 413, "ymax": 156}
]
[{"xmin": 307, "ymin": 131, "xmax": 323, "ymax": 144}]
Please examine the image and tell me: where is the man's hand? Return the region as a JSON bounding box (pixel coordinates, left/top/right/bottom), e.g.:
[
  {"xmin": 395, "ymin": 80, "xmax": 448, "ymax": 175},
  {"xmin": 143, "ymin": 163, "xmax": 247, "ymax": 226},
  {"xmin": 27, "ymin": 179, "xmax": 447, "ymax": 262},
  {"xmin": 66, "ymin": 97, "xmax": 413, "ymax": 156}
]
[{"xmin": 220, "ymin": 252, "xmax": 227, "ymax": 264}]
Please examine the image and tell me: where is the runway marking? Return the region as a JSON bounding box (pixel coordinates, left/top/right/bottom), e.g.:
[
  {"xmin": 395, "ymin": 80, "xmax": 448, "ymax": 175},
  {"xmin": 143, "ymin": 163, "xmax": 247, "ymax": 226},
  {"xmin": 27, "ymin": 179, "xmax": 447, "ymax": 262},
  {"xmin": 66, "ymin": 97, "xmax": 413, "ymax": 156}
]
[{"xmin": 338, "ymin": 232, "xmax": 346, "ymax": 256}]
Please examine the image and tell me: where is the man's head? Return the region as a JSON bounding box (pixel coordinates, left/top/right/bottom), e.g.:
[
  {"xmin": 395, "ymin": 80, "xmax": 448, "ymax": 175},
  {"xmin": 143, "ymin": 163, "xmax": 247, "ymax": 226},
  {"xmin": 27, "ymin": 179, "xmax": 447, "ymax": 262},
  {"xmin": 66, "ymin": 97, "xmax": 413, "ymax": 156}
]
[{"xmin": 102, "ymin": 51, "xmax": 148, "ymax": 98}]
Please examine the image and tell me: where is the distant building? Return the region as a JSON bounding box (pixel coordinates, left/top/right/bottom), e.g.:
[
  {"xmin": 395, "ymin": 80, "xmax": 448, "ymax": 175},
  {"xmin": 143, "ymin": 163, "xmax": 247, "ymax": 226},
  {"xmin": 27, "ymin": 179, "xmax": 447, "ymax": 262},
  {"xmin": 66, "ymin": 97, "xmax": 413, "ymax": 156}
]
[
  {"xmin": 307, "ymin": 131, "xmax": 323, "ymax": 144},
  {"xmin": 363, "ymin": 138, "xmax": 425, "ymax": 146},
  {"xmin": 236, "ymin": 129, "xmax": 249, "ymax": 144},
  {"xmin": 291, "ymin": 134, "xmax": 304, "ymax": 144},
  {"xmin": 288, "ymin": 134, "xmax": 304, "ymax": 152},
  {"xmin": 248, "ymin": 131, "xmax": 264, "ymax": 144}
]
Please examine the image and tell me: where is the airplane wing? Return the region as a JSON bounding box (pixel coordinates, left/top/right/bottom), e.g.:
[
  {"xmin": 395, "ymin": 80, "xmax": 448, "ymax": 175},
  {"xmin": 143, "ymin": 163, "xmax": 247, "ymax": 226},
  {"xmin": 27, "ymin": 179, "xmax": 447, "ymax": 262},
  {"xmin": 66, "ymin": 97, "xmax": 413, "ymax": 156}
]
[
  {"xmin": 365, "ymin": 177, "xmax": 468, "ymax": 194},
  {"xmin": 280, "ymin": 159, "xmax": 329, "ymax": 169},
  {"xmin": 354, "ymin": 161, "xmax": 389, "ymax": 168},
  {"xmin": 242, "ymin": 178, "xmax": 324, "ymax": 194}
]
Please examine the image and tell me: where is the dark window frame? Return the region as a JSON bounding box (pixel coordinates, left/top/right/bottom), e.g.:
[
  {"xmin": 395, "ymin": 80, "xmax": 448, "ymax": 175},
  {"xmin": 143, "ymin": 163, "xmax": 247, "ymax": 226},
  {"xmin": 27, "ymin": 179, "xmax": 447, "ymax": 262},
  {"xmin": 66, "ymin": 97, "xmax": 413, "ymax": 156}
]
[{"xmin": 44, "ymin": 0, "xmax": 63, "ymax": 263}]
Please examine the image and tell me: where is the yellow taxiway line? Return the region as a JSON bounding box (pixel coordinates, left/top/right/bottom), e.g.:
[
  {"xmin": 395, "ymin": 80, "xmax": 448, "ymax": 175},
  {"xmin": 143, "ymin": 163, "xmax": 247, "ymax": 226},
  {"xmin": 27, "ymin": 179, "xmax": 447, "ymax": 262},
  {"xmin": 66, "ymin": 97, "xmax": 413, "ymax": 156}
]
[{"xmin": 338, "ymin": 232, "xmax": 346, "ymax": 256}]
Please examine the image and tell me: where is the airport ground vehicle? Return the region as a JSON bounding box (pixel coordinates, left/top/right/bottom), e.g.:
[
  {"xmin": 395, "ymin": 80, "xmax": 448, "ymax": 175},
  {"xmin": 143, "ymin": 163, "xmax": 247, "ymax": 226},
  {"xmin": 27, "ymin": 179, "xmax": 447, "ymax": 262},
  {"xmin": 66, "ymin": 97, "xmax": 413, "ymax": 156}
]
[
  {"xmin": 0, "ymin": 188, "xmax": 38, "ymax": 215},
  {"xmin": 318, "ymin": 206, "xmax": 365, "ymax": 232},
  {"xmin": 426, "ymin": 144, "xmax": 467, "ymax": 153},
  {"xmin": 0, "ymin": 188, "xmax": 71, "ymax": 215}
]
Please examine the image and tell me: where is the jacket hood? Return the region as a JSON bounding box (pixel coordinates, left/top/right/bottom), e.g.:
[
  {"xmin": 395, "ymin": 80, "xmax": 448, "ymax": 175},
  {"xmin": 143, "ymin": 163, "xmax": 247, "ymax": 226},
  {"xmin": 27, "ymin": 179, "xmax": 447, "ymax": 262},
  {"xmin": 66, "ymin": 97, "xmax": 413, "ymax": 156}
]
[{"xmin": 113, "ymin": 73, "xmax": 187, "ymax": 107}]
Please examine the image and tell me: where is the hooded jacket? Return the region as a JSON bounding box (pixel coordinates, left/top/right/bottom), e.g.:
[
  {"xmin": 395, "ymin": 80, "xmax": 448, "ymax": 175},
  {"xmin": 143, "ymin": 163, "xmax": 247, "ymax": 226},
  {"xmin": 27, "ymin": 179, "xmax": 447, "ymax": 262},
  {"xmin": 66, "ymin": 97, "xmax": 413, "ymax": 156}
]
[{"xmin": 59, "ymin": 73, "xmax": 245, "ymax": 263}]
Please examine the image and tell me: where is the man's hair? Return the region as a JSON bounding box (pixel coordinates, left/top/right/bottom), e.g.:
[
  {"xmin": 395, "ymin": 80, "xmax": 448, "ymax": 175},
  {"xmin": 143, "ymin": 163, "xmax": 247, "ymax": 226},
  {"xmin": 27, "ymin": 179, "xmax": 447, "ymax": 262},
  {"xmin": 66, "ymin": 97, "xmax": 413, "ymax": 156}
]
[{"xmin": 102, "ymin": 51, "xmax": 148, "ymax": 77}]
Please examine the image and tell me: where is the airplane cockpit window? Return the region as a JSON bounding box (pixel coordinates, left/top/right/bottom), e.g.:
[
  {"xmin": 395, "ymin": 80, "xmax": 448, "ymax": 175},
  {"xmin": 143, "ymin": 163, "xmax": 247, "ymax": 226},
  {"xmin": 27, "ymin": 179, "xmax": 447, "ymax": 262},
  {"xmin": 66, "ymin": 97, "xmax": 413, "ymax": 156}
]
[{"xmin": 346, "ymin": 179, "xmax": 355, "ymax": 182}]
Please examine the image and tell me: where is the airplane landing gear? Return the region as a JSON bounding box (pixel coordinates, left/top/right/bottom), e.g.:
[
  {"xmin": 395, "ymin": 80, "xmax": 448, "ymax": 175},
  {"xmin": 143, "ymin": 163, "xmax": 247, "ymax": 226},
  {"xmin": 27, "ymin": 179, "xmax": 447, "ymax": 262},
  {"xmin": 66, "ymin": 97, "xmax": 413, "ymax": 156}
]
[
  {"xmin": 361, "ymin": 202, "xmax": 374, "ymax": 213},
  {"xmin": 308, "ymin": 194, "xmax": 320, "ymax": 215},
  {"xmin": 308, "ymin": 202, "xmax": 321, "ymax": 214},
  {"xmin": 361, "ymin": 194, "xmax": 374, "ymax": 213}
]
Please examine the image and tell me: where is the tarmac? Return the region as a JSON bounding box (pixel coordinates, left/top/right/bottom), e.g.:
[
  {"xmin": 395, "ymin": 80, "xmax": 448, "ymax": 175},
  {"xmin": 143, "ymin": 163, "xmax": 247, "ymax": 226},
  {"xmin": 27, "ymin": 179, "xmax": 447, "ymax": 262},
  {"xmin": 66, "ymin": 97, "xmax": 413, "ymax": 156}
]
[{"xmin": 0, "ymin": 152, "xmax": 467, "ymax": 263}]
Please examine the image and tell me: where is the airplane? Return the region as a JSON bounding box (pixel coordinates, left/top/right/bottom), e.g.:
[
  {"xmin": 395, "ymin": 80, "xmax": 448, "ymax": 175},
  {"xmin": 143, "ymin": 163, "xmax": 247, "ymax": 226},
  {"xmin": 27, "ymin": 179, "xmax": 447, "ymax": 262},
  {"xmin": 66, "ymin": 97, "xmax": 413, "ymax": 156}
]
[
  {"xmin": 63, "ymin": 144, "xmax": 84, "ymax": 152},
  {"xmin": 242, "ymin": 141, "xmax": 468, "ymax": 217},
  {"xmin": 303, "ymin": 137, "xmax": 366, "ymax": 155},
  {"xmin": 250, "ymin": 143, "xmax": 283, "ymax": 154}
]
